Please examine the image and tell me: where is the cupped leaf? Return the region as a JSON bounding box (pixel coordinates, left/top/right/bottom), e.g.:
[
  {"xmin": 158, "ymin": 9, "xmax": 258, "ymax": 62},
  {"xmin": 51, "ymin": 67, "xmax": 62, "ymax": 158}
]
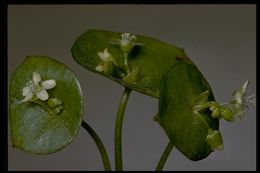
[
  {"xmin": 71, "ymin": 29, "xmax": 193, "ymax": 98},
  {"xmin": 9, "ymin": 56, "xmax": 83, "ymax": 154},
  {"xmin": 156, "ymin": 62, "xmax": 219, "ymax": 161}
]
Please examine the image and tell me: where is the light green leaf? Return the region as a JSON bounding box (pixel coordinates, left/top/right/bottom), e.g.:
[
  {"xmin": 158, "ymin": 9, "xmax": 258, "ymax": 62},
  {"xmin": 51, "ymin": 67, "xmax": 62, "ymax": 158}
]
[{"xmin": 9, "ymin": 56, "xmax": 83, "ymax": 154}]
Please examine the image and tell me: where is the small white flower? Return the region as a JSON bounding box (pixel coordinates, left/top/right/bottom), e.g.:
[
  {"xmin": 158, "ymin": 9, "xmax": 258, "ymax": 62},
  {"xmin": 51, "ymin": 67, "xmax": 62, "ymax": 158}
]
[
  {"xmin": 96, "ymin": 48, "xmax": 117, "ymax": 75},
  {"xmin": 98, "ymin": 48, "xmax": 113, "ymax": 62},
  {"xmin": 95, "ymin": 64, "xmax": 105, "ymax": 72},
  {"xmin": 120, "ymin": 33, "xmax": 137, "ymax": 55},
  {"xmin": 109, "ymin": 33, "xmax": 145, "ymax": 47},
  {"xmin": 21, "ymin": 72, "xmax": 56, "ymax": 102},
  {"xmin": 233, "ymin": 80, "xmax": 248, "ymax": 104},
  {"xmin": 232, "ymin": 80, "xmax": 255, "ymax": 120},
  {"xmin": 120, "ymin": 33, "xmax": 137, "ymax": 47}
]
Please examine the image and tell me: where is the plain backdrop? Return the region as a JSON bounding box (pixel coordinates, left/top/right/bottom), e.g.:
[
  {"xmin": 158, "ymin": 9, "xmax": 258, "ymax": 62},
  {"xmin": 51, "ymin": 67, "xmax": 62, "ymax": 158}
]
[{"xmin": 8, "ymin": 5, "xmax": 256, "ymax": 171}]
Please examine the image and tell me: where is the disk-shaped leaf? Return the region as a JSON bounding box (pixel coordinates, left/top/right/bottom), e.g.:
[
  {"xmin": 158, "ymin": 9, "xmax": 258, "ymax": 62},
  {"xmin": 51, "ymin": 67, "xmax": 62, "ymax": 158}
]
[
  {"xmin": 9, "ymin": 56, "xmax": 83, "ymax": 154},
  {"xmin": 156, "ymin": 62, "xmax": 219, "ymax": 161},
  {"xmin": 71, "ymin": 29, "xmax": 193, "ymax": 98}
]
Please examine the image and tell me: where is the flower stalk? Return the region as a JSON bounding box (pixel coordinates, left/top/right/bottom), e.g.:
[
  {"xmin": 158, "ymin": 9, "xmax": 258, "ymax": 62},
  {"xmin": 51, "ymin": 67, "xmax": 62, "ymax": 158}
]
[{"xmin": 114, "ymin": 88, "xmax": 132, "ymax": 171}]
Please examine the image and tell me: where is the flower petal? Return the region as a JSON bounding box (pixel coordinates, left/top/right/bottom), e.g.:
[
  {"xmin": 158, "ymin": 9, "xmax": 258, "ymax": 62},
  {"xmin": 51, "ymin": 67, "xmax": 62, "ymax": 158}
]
[
  {"xmin": 98, "ymin": 48, "xmax": 111, "ymax": 62},
  {"xmin": 241, "ymin": 80, "xmax": 249, "ymax": 94},
  {"xmin": 95, "ymin": 65, "xmax": 104, "ymax": 72},
  {"xmin": 21, "ymin": 93, "xmax": 33, "ymax": 102},
  {"xmin": 233, "ymin": 91, "xmax": 243, "ymax": 104},
  {"xmin": 22, "ymin": 85, "xmax": 33, "ymax": 96},
  {"xmin": 130, "ymin": 35, "xmax": 137, "ymax": 42},
  {"xmin": 36, "ymin": 89, "xmax": 49, "ymax": 101},
  {"xmin": 33, "ymin": 72, "xmax": 41, "ymax": 85},
  {"xmin": 42, "ymin": 80, "xmax": 56, "ymax": 89},
  {"xmin": 121, "ymin": 33, "xmax": 130, "ymax": 40}
]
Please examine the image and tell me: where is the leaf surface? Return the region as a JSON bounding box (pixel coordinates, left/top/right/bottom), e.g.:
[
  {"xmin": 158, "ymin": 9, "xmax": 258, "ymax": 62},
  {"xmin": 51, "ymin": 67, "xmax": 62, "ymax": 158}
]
[{"xmin": 9, "ymin": 56, "xmax": 83, "ymax": 154}]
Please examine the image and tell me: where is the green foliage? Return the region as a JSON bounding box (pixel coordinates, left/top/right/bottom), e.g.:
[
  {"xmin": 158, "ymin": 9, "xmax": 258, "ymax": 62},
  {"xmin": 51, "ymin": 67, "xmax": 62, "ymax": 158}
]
[
  {"xmin": 156, "ymin": 62, "xmax": 219, "ymax": 161},
  {"xmin": 71, "ymin": 29, "xmax": 193, "ymax": 98},
  {"xmin": 9, "ymin": 56, "xmax": 83, "ymax": 154}
]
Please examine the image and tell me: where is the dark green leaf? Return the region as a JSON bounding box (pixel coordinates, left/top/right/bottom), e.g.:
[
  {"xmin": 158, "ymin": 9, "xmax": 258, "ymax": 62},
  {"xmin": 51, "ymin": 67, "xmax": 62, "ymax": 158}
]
[{"xmin": 156, "ymin": 62, "xmax": 219, "ymax": 161}]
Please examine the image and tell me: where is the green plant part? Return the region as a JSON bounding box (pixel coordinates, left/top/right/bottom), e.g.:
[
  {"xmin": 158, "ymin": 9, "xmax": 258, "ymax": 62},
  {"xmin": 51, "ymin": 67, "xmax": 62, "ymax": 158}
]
[
  {"xmin": 230, "ymin": 80, "xmax": 255, "ymax": 120},
  {"xmin": 110, "ymin": 33, "xmax": 145, "ymax": 74},
  {"xmin": 196, "ymin": 80, "xmax": 255, "ymax": 123},
  {"xmin": 220, "ymin": 107, "xmax": 234, "ymax": 122},
  {"xmin": 71, "ymin": 29, "xmax": 193, "ymax": 98},
  {"xmin": 210, "ymin": 105, "xmax": 221, "ymax": 118},
  {"xmin": 47, "ymin": 98, "xmax": 63, "ymax": 108},
  {"xmin": 206, "ymin": 129, "xmax": 224, "ymax": 151},
  {"xmin": 156, "ymin": 62, "xmax": 219, "ymax": 161},
  {"xmin": 122, "ymin": 66, "xmax": 143, "ymax": 84},
  {"xmin": 9, "ymin": 56, "xmax": 83, "ymax": 154}
]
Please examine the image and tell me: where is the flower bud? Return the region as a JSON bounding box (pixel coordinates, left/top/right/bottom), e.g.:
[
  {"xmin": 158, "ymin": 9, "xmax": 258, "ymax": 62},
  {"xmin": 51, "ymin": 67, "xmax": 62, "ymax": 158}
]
[
  {"xmin": 206, "ymin": 129, "xmax": 224, "ymax": 151},
  {"xmin": 210, "ymin": 105, "xmax": 217, "ymax": 111},
  {"xmin": 47, "ymin": 98, "xmax": 62, "ymax": 108},
  {"xmin": 53, "ymin": 107, "xmax": 61, "ymax": 114},
  {"xmin": 221, "ymin": 107, "xmax": 234, "ymax": 122},
  {"xmin": 211, "ymin": 108, "xmax": 221, "ymax": 118}
]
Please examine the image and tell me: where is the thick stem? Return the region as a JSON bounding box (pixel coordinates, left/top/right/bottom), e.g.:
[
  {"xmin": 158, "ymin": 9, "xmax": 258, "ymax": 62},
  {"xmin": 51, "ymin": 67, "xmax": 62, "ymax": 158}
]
[
  {"xmin": 155, "ymin": 141, "xmax": 174, "ymax": 171},
  {"xmin": 82, "ymin": 120, "xmax": 112, "ymax": 171},
  {"xmin": 115, "ymin": 88, "xmax": 132, "ymax": 171}
]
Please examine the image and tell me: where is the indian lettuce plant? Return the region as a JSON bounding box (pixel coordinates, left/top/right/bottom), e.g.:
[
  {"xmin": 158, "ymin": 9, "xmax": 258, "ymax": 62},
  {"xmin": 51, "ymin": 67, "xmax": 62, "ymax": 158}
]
[{"xmin": 9, "ymin": 29, "xmax": 255, "ymax": 171}]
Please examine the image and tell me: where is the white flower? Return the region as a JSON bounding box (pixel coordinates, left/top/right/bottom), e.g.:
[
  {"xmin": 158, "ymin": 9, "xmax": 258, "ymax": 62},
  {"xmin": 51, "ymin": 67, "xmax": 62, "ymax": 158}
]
[
  {"xmin": 95, "ymin": 64, "xmax": 105, "ymax": 72},
  {"xmin": 120, "ymin": 33, "xmax": 137, "ymax": 47},
  {"xmin": 120, "ymin": 33, "xmax": 137, "ymax": 54},
  {"xmin": 95, "ymin": 48, "xmax": 117, "ymax": 75},
  {"xmin": 233, "ymin": 80, "xmax": 248, "ymax": 104},
  {"xmin": 232, "ymin": 80, "xmax": 255, "ymax": 120},
  {"xmin": 191, "ymin": 90, "xmax": 209, "ymax": 114},
  {"xmin": 21, "ymin": 72, "xmax": 56, "ymax": 102},
  {"xmin": 98, "ymin": 48, "xmax": 113, "ymax": 62}
]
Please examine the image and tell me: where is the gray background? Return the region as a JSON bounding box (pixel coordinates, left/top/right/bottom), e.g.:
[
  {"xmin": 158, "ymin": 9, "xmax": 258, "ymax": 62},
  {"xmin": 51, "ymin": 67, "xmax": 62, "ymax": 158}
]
[{"xmin": 8, "ymin": 5, "xmax": 256, "ymax": 171}]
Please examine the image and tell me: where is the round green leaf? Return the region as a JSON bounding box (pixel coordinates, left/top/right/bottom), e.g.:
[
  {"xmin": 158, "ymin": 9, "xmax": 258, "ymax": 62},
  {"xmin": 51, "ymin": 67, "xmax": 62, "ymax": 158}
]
[
  {"xmin": 9, "ymin": 56, "xmax": 83, "ymax": 154},
  {"xmin": 71, "ymin": 29, "xmax": 194, "ymax": 98},
  {"xmin": 156, "ymin": 62, "xmax": 219, "ymax": 161}
]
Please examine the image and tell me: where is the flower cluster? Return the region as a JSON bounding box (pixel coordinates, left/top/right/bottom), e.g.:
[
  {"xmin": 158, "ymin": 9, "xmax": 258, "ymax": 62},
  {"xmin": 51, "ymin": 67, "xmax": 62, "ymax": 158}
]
[
  {"xmin": 192, "ymin": 80, "xmax": 255, "ymax": 150},
  {"xmin": 231, "ymin": 80, "xmax": 255, "ymax": 120},
  {"xmin": 95, "ymin": 48, "xmax": 116, "ymax": 75},
  {"xmin": 206, "ymin": 128, "xmax": 224, "ymax": 150},
  {"xmin": 193, "ymin": 80, "xmax": 255, "ymax": 122},
  {"xmin": 21, "ymin": 72, "xmax": 56, "ymax": 102},
  {"xmin": 209, "ymin": 80, "xmax": 255, "ymax": 122},
  {"xmin": 21, "ymin": 72, "xmax": 63, "ymax": 115},
  {"xmin": 96, "ymin": 33, "xmax": 144, "ymax": 82}
]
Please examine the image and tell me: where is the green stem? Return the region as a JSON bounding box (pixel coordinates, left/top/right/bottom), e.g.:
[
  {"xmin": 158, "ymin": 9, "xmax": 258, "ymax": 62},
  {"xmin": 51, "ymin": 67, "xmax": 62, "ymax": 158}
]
[
  {"xmin": 155, "ymin": 141, "xmax": 174, "ymax": 171},
  {"xmin": 82, "ymin": 120, "xmax": 112, "ymax": 171},
  {"xmin": 115, "ymin": 87, "xmax": 132, "ymax": 171},
  {"xmin": 124, "ymin": 53, "xmax": 130, "ymax": 74},
  {"xmin": 196, "ymin": 101, "xmax": 218, "ymax": 113}
]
